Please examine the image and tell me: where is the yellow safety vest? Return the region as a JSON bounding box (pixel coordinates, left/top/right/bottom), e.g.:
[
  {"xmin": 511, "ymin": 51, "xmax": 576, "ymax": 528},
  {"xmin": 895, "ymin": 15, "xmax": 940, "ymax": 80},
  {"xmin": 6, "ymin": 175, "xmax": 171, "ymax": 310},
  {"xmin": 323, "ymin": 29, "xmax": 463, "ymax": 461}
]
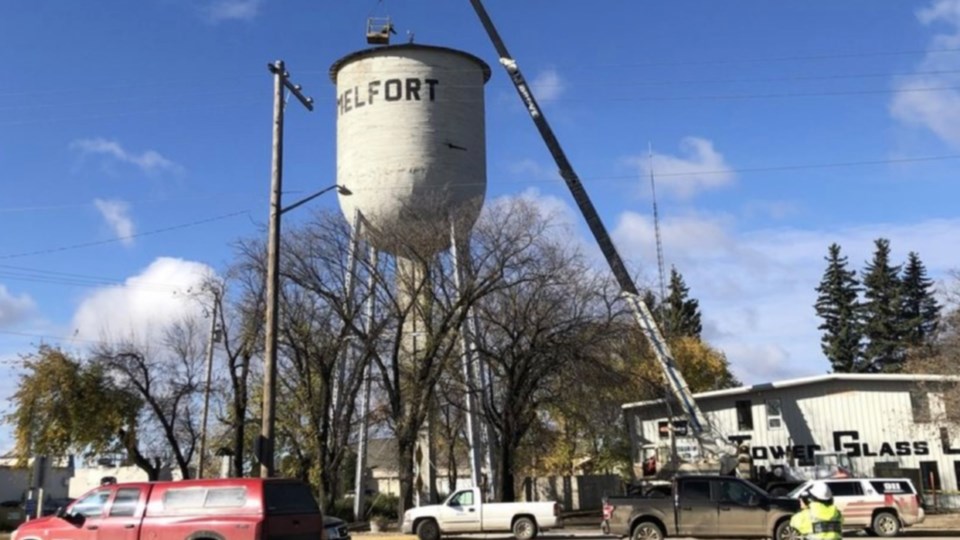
[{"xmin": 789, "ymin": 501, "xmax": 843, "ymax": 540}]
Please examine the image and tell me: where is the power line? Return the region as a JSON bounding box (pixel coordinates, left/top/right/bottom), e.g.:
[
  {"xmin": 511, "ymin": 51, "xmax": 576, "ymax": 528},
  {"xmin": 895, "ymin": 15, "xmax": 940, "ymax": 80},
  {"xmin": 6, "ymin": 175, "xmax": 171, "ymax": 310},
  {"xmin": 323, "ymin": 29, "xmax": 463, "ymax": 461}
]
[
  {"xmin": 0, "ymin": 329, "xmax": 155, "ymax": 348},
  {"xmin": 582, "ymin": 84, "xmax": 960, "ymax": 103},
  {"xmin": 610, "ymin": 153, "xmax": 960, "ymax": 179},
  {"xmin": 0, "ymin": 191, "xmax": 263, "ymax": 214},
  {"xmin": 575, "ymin": 45, "xmax": 960, "ymax": 69},
  {"xmin": 0, "ymin": 209, "xmax": 250, "ymax": 260}
]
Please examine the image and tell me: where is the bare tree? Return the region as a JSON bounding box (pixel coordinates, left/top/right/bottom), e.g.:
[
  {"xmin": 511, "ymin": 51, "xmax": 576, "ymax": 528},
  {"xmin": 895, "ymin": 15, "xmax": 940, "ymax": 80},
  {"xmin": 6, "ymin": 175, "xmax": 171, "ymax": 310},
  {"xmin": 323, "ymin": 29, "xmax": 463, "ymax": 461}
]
[
  {"xmin": 93, "ymin": 316, "xmax": 206, "ymax": 479},
  {"xmin": 468, "ymin": 199, "xmax": 622, "ymax": 501},
  {"xmin": 905, "ymin": 270, "xmax": 960, "ymax": 419},
  {"xmin": 267, "ymin": 212, "xmax": 380, "ymax": 508}
]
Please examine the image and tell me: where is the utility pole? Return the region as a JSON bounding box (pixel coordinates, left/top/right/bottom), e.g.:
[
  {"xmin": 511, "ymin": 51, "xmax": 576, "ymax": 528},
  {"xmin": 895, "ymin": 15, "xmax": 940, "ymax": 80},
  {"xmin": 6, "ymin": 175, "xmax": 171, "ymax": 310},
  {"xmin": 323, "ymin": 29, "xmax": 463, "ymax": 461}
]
[
  {"xmin": 198, "ymin": 285, "xmax": 221, "ymax": 478},
  {"xmin": 260, "ymin": 60, "xmax": 314, "ymax": 478}
]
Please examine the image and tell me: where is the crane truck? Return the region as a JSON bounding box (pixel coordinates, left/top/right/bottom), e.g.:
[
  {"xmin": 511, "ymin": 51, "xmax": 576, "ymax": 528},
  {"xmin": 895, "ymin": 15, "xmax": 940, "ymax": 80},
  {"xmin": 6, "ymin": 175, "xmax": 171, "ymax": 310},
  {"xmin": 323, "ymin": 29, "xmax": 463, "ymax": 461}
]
[{"xmin": 466, "ymin": 1, "xmax": 851, "ymax": 496}]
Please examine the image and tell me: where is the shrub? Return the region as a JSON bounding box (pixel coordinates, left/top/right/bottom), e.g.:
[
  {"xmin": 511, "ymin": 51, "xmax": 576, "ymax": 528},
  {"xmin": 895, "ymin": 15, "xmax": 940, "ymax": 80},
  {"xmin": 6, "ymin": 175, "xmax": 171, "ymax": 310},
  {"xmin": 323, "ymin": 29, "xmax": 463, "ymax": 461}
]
[
  {"xmin": 366, "ymin": 493, "xmax": 400, "ymax": 520},
  {"xmin": 329, "ymin": 497, "xmax": 355, "ymax": 522}
]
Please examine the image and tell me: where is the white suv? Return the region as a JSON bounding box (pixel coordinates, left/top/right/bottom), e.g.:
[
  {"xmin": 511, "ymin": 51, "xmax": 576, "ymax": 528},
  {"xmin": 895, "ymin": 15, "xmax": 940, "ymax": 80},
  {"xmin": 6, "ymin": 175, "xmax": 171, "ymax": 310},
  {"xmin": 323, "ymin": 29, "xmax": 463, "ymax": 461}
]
[{"xmin": 788, "ymin": 478, "xmax": 924, "ymax": 537}]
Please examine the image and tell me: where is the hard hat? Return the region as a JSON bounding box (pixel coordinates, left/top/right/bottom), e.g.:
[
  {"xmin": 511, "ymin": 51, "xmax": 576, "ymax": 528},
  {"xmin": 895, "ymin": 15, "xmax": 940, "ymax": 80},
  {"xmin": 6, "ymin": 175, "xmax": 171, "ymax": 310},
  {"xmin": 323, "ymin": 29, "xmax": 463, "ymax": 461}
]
[{"xmin": 807, "ymin": 482, "xmax": 833, "ymax": 502}]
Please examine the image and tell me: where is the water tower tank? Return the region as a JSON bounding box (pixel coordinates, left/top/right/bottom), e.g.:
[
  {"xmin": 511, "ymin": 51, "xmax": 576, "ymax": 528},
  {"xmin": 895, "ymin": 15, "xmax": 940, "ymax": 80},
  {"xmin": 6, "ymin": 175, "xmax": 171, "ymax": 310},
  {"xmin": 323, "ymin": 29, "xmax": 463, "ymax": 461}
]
[{"xmin": 330, "ymin": 44, "xmax": 491, "ymax": 255}]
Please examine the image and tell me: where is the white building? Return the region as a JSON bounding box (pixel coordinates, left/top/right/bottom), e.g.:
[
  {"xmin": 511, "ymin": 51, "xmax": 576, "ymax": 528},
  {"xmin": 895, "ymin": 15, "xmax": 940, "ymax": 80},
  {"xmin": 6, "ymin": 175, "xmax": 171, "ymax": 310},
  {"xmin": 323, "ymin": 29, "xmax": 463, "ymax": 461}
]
[{"xmin": 623, "ymin": 374, "xmax": 960, "ymax": 493}]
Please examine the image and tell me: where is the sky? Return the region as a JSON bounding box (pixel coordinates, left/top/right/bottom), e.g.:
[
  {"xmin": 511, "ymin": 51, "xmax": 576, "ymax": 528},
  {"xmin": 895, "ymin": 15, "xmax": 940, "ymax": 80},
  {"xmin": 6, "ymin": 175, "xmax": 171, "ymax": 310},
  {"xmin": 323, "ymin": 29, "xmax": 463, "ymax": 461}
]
[{"xmin": 2, "ymin": 1, "xmax": 960, "ymax": 451}]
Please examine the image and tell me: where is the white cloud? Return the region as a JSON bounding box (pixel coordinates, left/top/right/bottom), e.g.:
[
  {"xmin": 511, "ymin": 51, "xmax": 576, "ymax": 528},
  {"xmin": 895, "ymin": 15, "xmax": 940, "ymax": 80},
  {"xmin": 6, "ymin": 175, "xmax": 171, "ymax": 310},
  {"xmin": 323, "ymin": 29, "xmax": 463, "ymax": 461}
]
[
  {"xmin": 204, "ymin": 0, "xmax": 263, "ymax": 22},
  {"xmin": 70, "ymin": 138, "xmax": 182, "ymax": 175},
  {"xmin": 627, "ymin": 137, "xmax": 735, "ymax": 199},
  {"xmin": 891, "ymin": 0, "xmax": 960, "ymax": 148},
  {"xmin": 530, "ymin": 68, "xmax": 564, "ymax": 103},
  {"xmin": 0, "ymin": 285, "xmax": 35, "ymax": 328},
  {"xmin": 94, "ymin": 199, "xmax": 135, "ymax": 246},
  {"xmin": 72, "ymin": 258, "xmax": 216, "ymax": 345}
]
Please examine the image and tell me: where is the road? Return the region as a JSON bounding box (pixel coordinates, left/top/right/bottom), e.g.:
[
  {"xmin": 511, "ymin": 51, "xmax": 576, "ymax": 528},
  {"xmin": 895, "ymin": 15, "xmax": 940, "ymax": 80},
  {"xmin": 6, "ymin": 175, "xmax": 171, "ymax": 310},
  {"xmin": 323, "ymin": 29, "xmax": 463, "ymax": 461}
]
[
  {"xmin": 355, "ymin": 533, "xmax": 960, "ymax": 540},
  {"xmin": 5, "ymin": 526, "xmax": 960, "ymax": 540},
  {"xmin": 353, "ymin": 524, "xmax": 960, "ymax": 540}
]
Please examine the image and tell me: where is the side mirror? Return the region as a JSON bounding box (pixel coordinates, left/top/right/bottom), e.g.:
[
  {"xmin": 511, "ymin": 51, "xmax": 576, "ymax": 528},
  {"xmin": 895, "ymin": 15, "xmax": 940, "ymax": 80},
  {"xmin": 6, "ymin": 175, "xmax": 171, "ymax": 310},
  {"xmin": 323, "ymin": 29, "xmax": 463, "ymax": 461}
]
[
  {"xmin": 747, "ymin": 495, "xmax": 761, "ymax": 507},
  {"xmin": 59, "ymin": 509, "xmax": 84, "ymax": 526}
]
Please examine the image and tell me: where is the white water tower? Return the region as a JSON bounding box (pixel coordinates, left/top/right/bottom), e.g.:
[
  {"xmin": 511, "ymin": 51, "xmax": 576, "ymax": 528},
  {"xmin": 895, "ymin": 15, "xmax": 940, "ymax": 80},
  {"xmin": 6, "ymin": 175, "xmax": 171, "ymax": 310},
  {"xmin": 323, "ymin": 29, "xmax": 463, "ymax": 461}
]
[
  {"xmin": 330, "ymin": 43, "xmax": 492, "ymax": 508},
  {"xmin": 330, "ymin": 44, "xmax": 491, "ymax": 254}
]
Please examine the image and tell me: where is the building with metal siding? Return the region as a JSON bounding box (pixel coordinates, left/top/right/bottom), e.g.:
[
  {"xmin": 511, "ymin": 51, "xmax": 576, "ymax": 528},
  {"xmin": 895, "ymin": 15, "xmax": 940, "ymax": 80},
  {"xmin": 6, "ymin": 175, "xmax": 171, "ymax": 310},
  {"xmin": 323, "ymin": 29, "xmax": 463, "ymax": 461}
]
[{"xmin": 622, "ymin": 374, "xmax": 960, "ymax": 493}]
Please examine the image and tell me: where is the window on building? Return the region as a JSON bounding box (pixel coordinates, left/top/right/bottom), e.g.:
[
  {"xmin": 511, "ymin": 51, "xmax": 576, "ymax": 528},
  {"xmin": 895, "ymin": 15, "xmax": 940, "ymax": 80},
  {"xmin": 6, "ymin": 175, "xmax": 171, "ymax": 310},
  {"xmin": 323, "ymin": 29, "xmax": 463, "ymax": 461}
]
[
  {"xmin": 946, "ymin": 395, "xmax": 960, "ymax": 422},
  {"xmin": 657, "ymin": 420, "xmax": 689, "ymax": 439},
  {"xmin": 910, "ymin": 390, "xmax": 931, "ymax": 423},
  {"xmin": 953, "ymin": 462, "xmax": 960, "ymax": 493},
  {"xmin": 920, "ymin": 461, "xmax": 941, "ymax": 492},
  {"xmin": 766, "ymin": 399, "xmax": 783, "ymax": 429},
  {"xmin": 657, "ymin": 421, "xmax": 670, "ymax": 440},
  {"xmin": 736, "ymin": 400, "xmax": 754, "ymax": 431}
]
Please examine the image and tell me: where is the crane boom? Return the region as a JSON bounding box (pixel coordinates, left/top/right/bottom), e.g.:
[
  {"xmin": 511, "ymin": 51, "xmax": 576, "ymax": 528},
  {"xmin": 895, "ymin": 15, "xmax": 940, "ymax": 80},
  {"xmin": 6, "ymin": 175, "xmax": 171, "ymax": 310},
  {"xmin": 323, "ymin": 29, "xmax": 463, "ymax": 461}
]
[{"xmin": 468, "ymin": 0, "xmax": 736, "ymax": 469}]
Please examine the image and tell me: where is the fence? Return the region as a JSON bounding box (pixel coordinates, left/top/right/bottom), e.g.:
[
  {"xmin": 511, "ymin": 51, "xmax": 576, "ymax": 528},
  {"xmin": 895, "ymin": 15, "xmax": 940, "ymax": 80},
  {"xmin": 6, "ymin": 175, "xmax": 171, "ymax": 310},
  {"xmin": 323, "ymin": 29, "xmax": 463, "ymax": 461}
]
[{"xmin": 521, "ymin": 475, "xmax": 621, "ymax": 512}]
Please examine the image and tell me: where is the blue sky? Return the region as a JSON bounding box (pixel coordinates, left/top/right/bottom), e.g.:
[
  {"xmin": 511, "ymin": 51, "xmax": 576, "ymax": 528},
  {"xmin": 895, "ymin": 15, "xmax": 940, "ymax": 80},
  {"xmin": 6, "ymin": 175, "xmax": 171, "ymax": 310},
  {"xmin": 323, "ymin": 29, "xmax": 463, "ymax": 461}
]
[{"xmin": 2, "ymin": 1, "xmax": 960, "ymax": 450}]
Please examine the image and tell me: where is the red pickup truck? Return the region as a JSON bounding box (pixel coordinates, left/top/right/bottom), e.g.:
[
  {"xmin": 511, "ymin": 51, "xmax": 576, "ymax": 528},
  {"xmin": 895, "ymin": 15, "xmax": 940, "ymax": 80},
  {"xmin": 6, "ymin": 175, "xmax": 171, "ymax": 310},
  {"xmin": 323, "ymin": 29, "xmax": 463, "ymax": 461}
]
[{"xmin": 11, "ymin": 477, "xmax": 324, "ymax": 540}]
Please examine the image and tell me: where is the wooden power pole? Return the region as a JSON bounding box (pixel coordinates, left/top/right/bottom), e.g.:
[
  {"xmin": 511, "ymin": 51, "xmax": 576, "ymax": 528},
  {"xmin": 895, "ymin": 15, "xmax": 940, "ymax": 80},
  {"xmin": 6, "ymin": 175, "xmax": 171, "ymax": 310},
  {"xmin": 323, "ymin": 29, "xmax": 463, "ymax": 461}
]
[{"xmin": 260, "ymin": 60, "xmax": 313, "ymax": 478}]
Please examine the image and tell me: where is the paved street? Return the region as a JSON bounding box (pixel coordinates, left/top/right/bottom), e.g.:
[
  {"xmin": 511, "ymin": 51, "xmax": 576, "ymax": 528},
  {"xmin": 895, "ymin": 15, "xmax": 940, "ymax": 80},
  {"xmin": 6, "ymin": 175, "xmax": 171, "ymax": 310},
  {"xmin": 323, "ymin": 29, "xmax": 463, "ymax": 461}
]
[{"xmin": 352, "ymin": 514, "xmax": 960, "ymax": 540}]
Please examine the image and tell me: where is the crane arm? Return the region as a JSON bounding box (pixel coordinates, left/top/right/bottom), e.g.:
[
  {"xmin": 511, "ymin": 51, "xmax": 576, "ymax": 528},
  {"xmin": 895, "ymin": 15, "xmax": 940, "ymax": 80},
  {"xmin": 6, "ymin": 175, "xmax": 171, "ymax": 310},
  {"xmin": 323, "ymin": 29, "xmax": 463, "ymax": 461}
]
[{"xmin": 468, "ymin": 0, "xmax": 734, "ymax": 462}]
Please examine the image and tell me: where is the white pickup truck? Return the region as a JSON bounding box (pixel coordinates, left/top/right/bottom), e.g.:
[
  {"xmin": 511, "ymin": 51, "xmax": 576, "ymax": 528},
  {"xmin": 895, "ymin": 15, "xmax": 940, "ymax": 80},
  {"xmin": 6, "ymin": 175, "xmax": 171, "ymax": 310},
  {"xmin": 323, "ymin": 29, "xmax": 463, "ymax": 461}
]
[{"xmin": 401, "ymin": 487, "xmax": 563, "ymax": 540}]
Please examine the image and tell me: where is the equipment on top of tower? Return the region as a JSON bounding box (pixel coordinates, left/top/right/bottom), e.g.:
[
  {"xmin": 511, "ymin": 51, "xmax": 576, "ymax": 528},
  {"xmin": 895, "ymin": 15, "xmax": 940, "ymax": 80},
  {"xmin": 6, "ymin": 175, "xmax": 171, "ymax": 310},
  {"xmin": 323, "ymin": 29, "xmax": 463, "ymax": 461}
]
[{"xmin": 366, "ymin": 16, "xmax": 397, "ymax": 45}]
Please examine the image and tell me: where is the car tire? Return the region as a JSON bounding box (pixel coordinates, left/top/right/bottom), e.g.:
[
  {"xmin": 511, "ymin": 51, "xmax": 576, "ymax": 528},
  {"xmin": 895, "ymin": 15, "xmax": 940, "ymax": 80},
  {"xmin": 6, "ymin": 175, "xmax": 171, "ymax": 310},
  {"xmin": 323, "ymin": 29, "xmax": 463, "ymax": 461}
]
[
  {"xmin": 417, "ymin": 519, "xmax": 441, "ymax": 540},
  {"xmin": 513, "ymin": 516, "xmax": 538, "ymax": 540},
  {"xmin": 631, "ymin": 520, "xmax": 664, "ymax": 540},
  {"xmin": 774, "ymin": 519, "xmax": 799, "ymax": 540},
  {"xmin": 871, "ymin": 511, "xmax": 901, "ymax": 537}
]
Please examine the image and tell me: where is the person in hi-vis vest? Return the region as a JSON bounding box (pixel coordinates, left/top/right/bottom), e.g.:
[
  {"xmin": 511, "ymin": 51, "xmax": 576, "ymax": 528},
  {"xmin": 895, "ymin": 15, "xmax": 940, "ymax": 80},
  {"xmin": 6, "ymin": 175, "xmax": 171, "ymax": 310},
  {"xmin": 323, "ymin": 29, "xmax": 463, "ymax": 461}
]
[{"xmin": 790, "ymin": 482, "xmax": 843, "ymax": 540}]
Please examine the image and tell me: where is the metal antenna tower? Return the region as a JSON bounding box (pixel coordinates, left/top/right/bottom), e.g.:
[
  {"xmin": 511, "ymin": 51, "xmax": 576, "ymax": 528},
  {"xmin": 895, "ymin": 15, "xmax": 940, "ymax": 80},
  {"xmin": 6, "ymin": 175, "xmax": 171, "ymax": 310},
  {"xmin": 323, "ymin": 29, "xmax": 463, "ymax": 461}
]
[{"xmin": 649, "ymin": 143, "xmax": 668, "ymax": 319}]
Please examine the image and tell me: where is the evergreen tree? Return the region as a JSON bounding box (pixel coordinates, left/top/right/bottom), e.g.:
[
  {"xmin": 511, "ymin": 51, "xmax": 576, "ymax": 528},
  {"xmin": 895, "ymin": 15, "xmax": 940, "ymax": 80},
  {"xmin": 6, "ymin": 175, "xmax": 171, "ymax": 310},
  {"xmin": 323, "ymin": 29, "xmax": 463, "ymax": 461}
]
[
  {"xmin": 662, "ymin": 267, "xmax": 703, "ymax": 338},
  {"xmin": 900, "ymin": 251, "xmax": 940, "ymax": 347},
  {"xmin": 814, "ymin": 243, "xmax": 863, "ymax": 372},
  {"xmin": 861, "ymin": 238, "xmax": 904, "ymax": 372}
]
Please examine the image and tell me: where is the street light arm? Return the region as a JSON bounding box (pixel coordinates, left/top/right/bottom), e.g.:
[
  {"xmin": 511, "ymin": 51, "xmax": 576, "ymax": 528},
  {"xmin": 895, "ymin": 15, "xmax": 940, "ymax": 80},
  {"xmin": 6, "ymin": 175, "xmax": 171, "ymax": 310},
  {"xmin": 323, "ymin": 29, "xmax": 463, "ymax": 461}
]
[{"xmin": 280, "ymin": 184, "xmax": 352, "ymax": 215}]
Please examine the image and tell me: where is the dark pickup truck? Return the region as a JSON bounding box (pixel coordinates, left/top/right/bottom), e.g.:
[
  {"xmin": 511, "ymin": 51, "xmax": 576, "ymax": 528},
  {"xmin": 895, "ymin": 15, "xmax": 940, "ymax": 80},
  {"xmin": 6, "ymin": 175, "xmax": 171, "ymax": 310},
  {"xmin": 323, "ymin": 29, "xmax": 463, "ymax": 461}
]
[{"xmin": 602, "ymin": 475, "xmax": 800, "ymax": 540}]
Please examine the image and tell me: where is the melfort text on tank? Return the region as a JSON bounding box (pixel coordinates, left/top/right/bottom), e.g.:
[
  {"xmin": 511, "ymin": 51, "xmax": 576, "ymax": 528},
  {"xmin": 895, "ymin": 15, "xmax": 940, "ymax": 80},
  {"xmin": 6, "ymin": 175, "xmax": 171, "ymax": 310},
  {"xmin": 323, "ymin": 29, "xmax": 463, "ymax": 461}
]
[{"xmin": 337, "ymin": 78, "xmax": 440, "ymax": 115}]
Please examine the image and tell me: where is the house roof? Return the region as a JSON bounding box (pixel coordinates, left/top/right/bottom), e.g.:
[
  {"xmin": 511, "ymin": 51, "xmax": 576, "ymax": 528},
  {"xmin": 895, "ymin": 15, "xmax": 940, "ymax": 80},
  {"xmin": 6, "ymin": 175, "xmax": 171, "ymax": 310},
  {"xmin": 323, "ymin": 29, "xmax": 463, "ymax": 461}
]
[
  {"xmin": 621, "ymin": 373, "xmax": 959, "ymax": 411},
  {"xmin": 366, "ymin": 438, "xmax": 399, "ymax": 472}
]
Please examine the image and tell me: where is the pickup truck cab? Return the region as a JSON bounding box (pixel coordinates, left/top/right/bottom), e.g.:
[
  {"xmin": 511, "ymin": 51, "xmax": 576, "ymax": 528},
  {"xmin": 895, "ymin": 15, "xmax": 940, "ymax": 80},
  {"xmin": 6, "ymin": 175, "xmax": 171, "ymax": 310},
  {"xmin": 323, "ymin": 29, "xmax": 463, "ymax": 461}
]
[
  {"xmin": 402, "ymin": 487, "xmax": 562, "ymax": 540},
  {"xmin": 603, "ymin": 475, "xmax": 800, "ymax": 540},
  {"xmin": 12, "ymin": 477, "xmax": 323, "ymax": 540}
]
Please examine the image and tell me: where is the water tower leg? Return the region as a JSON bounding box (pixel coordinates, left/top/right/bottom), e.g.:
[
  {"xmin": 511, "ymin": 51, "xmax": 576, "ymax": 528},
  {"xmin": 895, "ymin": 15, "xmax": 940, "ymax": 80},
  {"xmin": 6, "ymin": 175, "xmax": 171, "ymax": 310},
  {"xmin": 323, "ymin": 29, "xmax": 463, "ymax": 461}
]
[
  {"xmin": 477, "ymin": 357, "xmax": 497, "ymax": 501},
  {"xmin": 398, "ymin": 256, "xmax": 438, "ymax": 505},
  {"xmin": 449, "ymin": 223, "xmax": 483, "ymax": 490},
  {"xmin": 352, "ymin": 219, "xmax": 378, "ymax": 521}
]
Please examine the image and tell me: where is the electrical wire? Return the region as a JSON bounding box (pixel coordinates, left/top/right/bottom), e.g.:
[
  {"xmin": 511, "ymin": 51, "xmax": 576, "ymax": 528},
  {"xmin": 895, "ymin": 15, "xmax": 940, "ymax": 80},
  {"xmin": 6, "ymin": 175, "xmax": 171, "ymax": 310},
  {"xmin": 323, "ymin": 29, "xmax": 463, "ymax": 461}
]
[{"xmin": 0, "ymin": 209, "xmax": 251, "ymax": 260}]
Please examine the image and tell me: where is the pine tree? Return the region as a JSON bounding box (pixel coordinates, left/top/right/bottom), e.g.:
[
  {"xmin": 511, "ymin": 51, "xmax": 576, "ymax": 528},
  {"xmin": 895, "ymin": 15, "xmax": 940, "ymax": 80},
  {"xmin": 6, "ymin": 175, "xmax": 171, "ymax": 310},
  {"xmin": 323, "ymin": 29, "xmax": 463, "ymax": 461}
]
[
  {"xmin": 861, "ymin": 238, "xmax": 904, "ymax": 372},
  {"xmin": 814, "ymin": 243, "xmax": 862, "ymax": 372},
  {"xmin": 662, "ymin": 267, "xmax": 702, "ymax": 338},
  {"xmin": 900, "ymin": 251, "xmax": 940, "ymax": 347}
]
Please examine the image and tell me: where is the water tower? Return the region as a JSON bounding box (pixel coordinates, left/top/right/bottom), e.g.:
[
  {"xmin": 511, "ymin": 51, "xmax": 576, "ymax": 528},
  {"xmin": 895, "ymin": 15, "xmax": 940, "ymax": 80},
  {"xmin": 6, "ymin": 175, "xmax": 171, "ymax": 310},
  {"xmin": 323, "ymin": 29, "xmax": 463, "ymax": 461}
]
[{"xmin": 330, "ymin": 44, "xmax": 491, "ymax": 506}]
